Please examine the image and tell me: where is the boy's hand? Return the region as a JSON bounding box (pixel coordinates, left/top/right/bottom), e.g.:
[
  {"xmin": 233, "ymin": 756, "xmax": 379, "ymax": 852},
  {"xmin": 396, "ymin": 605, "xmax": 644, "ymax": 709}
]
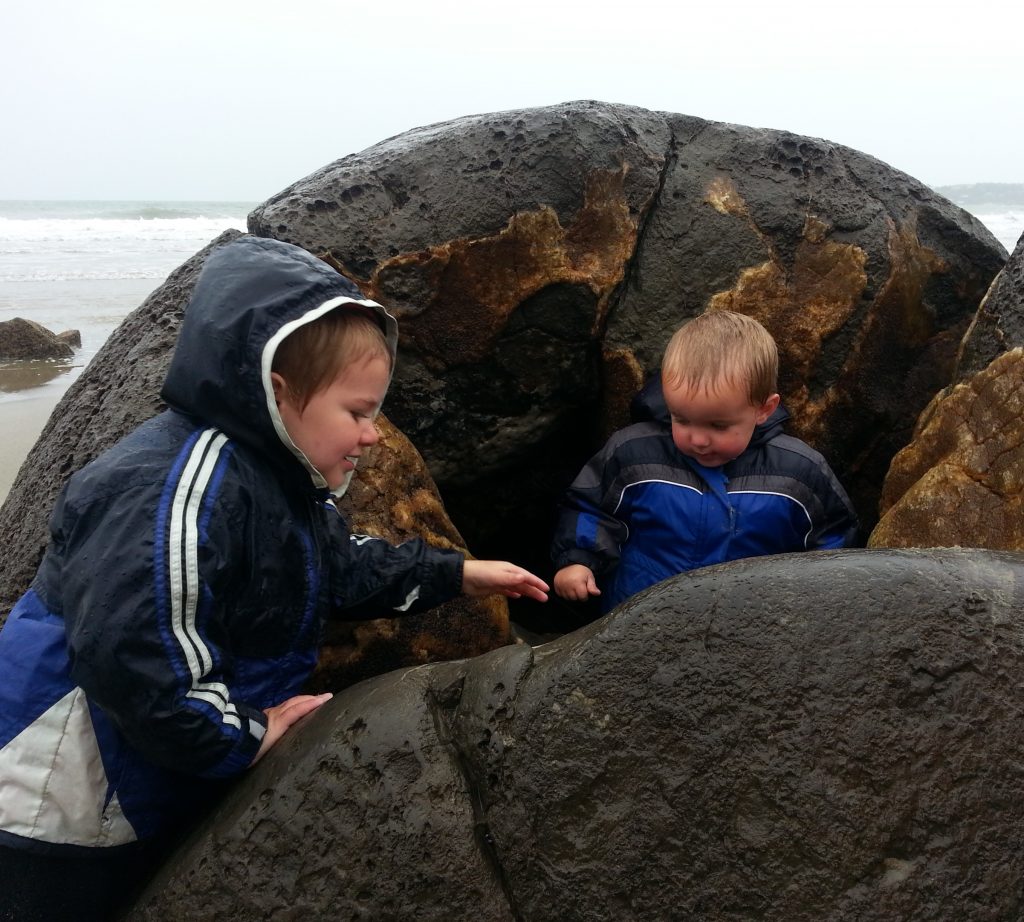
[
  {"xmin": 252, "ymin": 693, "xmax": 333, "ymax": 764},
  {"xmin": 554, "ymin": 564, "xmax": 601, "ymax": 601},
  {"xmin": 462, "ymin": 559, "xmax": 549, "ymax": 602}
]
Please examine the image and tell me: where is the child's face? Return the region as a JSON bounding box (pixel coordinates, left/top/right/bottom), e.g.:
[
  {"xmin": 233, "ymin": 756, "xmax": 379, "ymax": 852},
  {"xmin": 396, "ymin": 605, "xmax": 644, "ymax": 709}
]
[
  {"xmin": 272, "ymin": 353, "xmax": 390, "ymax": 490},
  {"xmin": 663, "ymin": 377, "xmax": 779, "ymax": 468}
]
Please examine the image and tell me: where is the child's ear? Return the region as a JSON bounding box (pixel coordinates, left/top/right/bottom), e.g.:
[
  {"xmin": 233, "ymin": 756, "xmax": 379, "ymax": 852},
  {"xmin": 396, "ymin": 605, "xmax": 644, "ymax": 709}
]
[
  {"xmin": 756, "ymin": 393, "xmax": 781, "ymax": 424},
  {"xmin": 270, "ymin": 372, "xmax": 288, "ymax": 407}
]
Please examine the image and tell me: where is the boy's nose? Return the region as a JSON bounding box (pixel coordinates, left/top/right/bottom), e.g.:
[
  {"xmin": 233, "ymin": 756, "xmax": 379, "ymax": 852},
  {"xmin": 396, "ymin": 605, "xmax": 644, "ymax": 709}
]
[
  {"xmin": 361, "ymin": 420, "xmax": 380, "ymax": 446},
  {"xmin": 691, "ymin": 429, "xmax": 711, "ymax": 447}
]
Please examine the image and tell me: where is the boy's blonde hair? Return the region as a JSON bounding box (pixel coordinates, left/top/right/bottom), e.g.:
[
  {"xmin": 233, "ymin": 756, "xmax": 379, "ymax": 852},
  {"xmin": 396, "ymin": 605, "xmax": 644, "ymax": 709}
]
[
  {"xmin": 662, "ymin": 310, "xmax": 778, "ymax": 405},
  {"xmin": 272, "ymin": 308, "xmax": 392, "ymax": 410}
]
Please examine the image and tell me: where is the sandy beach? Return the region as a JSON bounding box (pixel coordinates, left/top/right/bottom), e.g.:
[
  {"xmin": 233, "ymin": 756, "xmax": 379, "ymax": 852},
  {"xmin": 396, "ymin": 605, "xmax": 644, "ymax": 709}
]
[{"xmin": 0, "ymin": 394, "xmax": 60, "ymax": 505}]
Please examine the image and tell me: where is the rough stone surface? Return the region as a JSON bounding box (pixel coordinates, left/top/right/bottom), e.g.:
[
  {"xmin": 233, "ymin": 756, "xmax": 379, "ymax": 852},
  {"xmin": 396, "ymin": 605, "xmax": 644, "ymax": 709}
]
[
  {"xmin": 0, "ymin": 317, "xmax": 75, "ymax": 360},
  {"xmin": 872, "ymin": 235, "xmax": 1024, "ymax": 549},
  {"xmin": 129, "ymin": 548, "xmax": 1024, "ymax": 921},
  {"xmin": 870, "ymin": 348, "xmax": 1024, "ymax": 549},
  {"xmin": 249, "ymin": 101, "xmax": 1005, "ymax": 563},
  {"xmin": 954, "ymin": 232, "xmax": 1024, "ymax": 381},
  {"xmin": 0, "ymin": 232, "xmax": 507, "ymax": 682}
]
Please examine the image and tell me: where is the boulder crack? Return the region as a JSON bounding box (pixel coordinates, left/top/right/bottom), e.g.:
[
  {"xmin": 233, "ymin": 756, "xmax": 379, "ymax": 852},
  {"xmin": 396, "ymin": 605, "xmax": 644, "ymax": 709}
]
[{"xmin": 424, "ymin": 684, "xmax": 525, "ymax": 922}]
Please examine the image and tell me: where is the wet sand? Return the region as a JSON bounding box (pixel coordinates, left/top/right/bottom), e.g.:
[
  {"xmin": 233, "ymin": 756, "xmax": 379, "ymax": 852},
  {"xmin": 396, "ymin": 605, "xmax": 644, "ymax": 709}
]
[{"xmin": 0, "ymin": 395, "xmax": 60, "ymax": 505}]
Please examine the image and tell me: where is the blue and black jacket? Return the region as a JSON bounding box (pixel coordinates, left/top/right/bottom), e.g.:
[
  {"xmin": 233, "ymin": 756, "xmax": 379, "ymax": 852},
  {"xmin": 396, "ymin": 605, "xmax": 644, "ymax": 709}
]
[
  {"xmin": 0, "ymin": 237, "xmax": 464, "ymax": 853},
  {"xmin": 551, "ymin": 379, "xmax": 859, "ymax": 611}
]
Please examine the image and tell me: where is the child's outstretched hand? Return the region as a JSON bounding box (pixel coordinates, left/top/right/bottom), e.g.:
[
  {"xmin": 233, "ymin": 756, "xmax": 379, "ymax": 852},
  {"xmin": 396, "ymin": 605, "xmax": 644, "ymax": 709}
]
[
  {"xmin": 462, "ymin": 559, "xmax": 549, "ymax": 602},
  {"xmin": 252, "ymin": 693, "xmax": 333, "ymax": 764},
  {"xmin": 553, "ymin": 564, "xmax": 601, "ymax": 601}
]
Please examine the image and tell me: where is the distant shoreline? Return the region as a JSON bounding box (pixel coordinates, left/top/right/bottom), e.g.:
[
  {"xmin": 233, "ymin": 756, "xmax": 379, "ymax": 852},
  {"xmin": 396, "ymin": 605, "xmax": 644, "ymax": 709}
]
[{"xmin": 934, "ymin": 182, "xmax": 1024, "ymax": 209}]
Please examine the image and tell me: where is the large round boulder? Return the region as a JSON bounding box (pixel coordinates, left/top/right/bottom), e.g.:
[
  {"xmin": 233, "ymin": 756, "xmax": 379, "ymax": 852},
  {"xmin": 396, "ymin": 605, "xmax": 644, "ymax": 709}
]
[
  {"xmin": 250, "ymin": 100, "xmax": 1005, "ymax": 561},
  {"xmin": 128, "ymin": 548, "xmax": 1024, "ymax": 921},
  {"xmin": 872, "ymin": 233, "xmax": 1024, "ymax": 548}
]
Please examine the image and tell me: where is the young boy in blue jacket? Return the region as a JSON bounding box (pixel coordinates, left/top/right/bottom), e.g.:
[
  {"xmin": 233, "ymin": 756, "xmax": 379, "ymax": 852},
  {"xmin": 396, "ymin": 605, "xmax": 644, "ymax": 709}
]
[
  {"xmin": 552, "ymin": 309, "xmax": 857, "ymax": 612},
  {"xmin": 0, "ymin": 236, "xmax": 548, "ymax": 921}
]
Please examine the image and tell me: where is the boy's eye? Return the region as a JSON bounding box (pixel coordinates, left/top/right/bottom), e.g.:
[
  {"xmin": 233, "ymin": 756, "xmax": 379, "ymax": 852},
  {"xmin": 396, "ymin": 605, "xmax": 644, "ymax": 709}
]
[{"xmin": 711, "ymin": 422, "xmax": 731, "ymax": 431}]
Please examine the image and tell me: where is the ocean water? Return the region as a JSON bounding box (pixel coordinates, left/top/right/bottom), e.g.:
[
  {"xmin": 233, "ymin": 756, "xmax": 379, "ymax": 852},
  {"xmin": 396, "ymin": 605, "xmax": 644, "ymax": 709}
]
[
  {"xmin": 0, "ymin": 197, "xmax": 1022, "ymax": 407},
  {"xmin": 0, "ymin": 201, "xmax": 252, "ymax": 403}
]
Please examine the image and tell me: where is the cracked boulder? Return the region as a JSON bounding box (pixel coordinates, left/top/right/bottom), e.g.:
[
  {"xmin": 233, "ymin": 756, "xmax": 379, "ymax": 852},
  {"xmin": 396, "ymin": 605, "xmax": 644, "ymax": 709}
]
[
  {"xmin": 250, "ymin": 100, "xmax": 1005, "ymax": 557},
  {"xmin": 0, "ymin": 233, "xmax": 508, "ymax": 681},
  {"xmin": 128, "ymin": 547, "xmax": 1024, "ymax": 921},
  {"xmin": 871, "ymin": 234, "xmax": 1024, "ymax": 549}
]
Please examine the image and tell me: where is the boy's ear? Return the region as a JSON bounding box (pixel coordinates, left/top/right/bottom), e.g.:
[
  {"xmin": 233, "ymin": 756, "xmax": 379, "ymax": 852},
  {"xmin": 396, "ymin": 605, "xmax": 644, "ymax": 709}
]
[
  {"xmin": 756, "ymin": 393, "xmax": 781, "ymax": 424},
  {"xmin": 270, "ymin": 372, "xmax": 288, "ymax": 407}
]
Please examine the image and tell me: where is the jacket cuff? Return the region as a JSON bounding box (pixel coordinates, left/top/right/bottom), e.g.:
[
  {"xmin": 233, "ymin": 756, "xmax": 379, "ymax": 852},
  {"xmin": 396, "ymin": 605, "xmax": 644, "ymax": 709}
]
[
  {"xmin": 198, "ymin": 706, "xmax": 267, "ymax": 778},
  {"xmin": 555, "ymin": 548, "xmax": 605, "ymax": 574}
]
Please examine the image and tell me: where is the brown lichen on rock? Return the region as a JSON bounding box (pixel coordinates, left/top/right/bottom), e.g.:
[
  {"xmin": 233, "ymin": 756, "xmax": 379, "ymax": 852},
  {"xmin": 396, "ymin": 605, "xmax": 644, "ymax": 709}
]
[
  {"xmin": 870, "ymin": 348, "xmax": 1024, "ymax": 549},
  {"xmin": 347, "ymin": 168, "xmax": 637, "ymax": 366},
  {"xmin": 310, "ymin": 413, "xmax": 509, "ymax": 692},
  {"xmin": 707, "ymin": 210, "xmax": 868, "ymax": 441},
  {"xmin": 599, "ymin": 345, "xmax": 646, "ymax": 437}
]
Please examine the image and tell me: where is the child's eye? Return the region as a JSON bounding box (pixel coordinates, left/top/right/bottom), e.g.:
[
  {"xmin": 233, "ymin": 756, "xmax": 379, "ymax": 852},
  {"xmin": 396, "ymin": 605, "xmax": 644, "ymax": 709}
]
[{"xmin": 711, "ymin": 422, "xmax": 731, "ymax": 431}]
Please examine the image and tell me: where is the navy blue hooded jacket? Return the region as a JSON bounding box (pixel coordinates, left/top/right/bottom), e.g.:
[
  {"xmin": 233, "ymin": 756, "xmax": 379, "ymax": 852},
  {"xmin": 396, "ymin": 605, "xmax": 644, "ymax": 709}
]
[
  {"xmin": 551, "ymin": 378, "xmax": 859, "ymax": 611},
  {"xmin": 0, "ymin": 237, "xmax": 464, "ymax": 852}
]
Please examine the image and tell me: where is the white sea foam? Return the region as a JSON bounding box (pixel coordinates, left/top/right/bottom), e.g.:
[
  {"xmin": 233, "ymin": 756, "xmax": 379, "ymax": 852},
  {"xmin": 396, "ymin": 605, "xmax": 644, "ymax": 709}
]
[
  {"xmin": 972, "ymin": 212, "xmax": 1023, "ymax": 253},
  {"xmin": 0, "ymin": 215, "xmax": 249, "ymax": 282}
]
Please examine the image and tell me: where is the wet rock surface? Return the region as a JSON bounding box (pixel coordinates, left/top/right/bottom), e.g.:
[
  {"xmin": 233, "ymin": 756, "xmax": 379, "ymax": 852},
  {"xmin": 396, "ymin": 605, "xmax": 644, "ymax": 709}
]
[
  {"xmin": 129, "ymin": 548, "xmax": 1024, "ymax": 921},
  {"xmin": 251, "ymin": 101, "xmax": 1004, "ymax": 558},
  {"xmin": 872, "ymin": 235, "xmax": 1024, "ymax": 549}
]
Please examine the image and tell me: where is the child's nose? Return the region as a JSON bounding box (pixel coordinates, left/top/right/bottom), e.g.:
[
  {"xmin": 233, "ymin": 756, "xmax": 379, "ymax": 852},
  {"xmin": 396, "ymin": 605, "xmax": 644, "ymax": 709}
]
[
  {"xmin": 360, "ymin": 419, "xmax": 380, "ymax": 446},
  {"xmin": 691, "ymin": 428, "xmax": 711, "ymax": 447}
]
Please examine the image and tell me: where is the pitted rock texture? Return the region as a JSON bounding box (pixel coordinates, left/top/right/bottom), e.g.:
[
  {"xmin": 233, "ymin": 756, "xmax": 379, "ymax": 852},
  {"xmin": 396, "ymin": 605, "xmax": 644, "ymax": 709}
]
[
  {"xmin": 0, "ymin": 317, "xmax": 75, "ymax": 360},
  {"xmin": 872, "ymin": 234, "xmax": 1024, "ymax": 549},
  {"xmin": 250, "ymin": 100, "xmax": 1004, "ymax": 562},
  {"xmin": 0, "ymin": 233, "xmax": 507, "ymax": 681},
  {"xmin": 129, "ymin": 548, "xmax": 1024, "ymax": 921}
]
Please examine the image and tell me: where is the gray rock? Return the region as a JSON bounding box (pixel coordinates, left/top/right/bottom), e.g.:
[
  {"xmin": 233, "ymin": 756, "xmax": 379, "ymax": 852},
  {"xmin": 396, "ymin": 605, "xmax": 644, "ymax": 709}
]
[
  {"xmin": 129, "ymin": 548, "xmax": 1024, "ymax": 921},
  {"xmin": 55, "ymin": 329, "xmax": 82, "ymax": 348},
  {"xmin": 0, "ymin": 317, "xmax": 75, "ymax": 361},
  {"xmin": 955, "ymin": 231, "xmax": 1024, "ymax": 381}
]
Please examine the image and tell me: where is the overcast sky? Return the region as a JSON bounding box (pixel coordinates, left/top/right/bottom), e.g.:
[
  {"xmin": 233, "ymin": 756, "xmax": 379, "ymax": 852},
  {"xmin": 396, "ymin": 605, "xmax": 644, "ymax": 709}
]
[{"xmin": 2, "ymin": 0, "xmax": 1020, "ymax": 201}]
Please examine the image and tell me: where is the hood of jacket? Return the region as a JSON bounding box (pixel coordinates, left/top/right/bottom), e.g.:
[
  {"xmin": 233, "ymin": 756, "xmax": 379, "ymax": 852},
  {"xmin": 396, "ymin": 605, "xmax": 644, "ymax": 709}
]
[
  {"xmin": 629, "ymin": 373, "xmax": 789, "ymax": 449},
  {"xmin": 160, "ymin": 235, "xmax": 398, "ymax": 497}
]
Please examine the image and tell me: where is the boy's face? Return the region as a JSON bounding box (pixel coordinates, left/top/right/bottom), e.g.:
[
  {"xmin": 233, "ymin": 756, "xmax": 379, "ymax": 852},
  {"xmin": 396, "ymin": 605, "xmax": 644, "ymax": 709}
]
[
  {"xmin": 272, "ymin": 353, "xmax": 390, "ymax": 490},
  {"xmin": 663, "ymin": 377, "xmax": 780, "ymax": 468}
]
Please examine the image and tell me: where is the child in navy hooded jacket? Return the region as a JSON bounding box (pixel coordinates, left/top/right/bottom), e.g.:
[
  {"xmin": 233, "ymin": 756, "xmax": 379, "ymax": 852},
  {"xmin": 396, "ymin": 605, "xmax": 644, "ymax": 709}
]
[
  {"xmin": 0, "ymin": 236, "xmax": 547, "ymax": 921},
  {"xmin": 552, "ymin": 310, "xmax": 857, "ymax": 612}
]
